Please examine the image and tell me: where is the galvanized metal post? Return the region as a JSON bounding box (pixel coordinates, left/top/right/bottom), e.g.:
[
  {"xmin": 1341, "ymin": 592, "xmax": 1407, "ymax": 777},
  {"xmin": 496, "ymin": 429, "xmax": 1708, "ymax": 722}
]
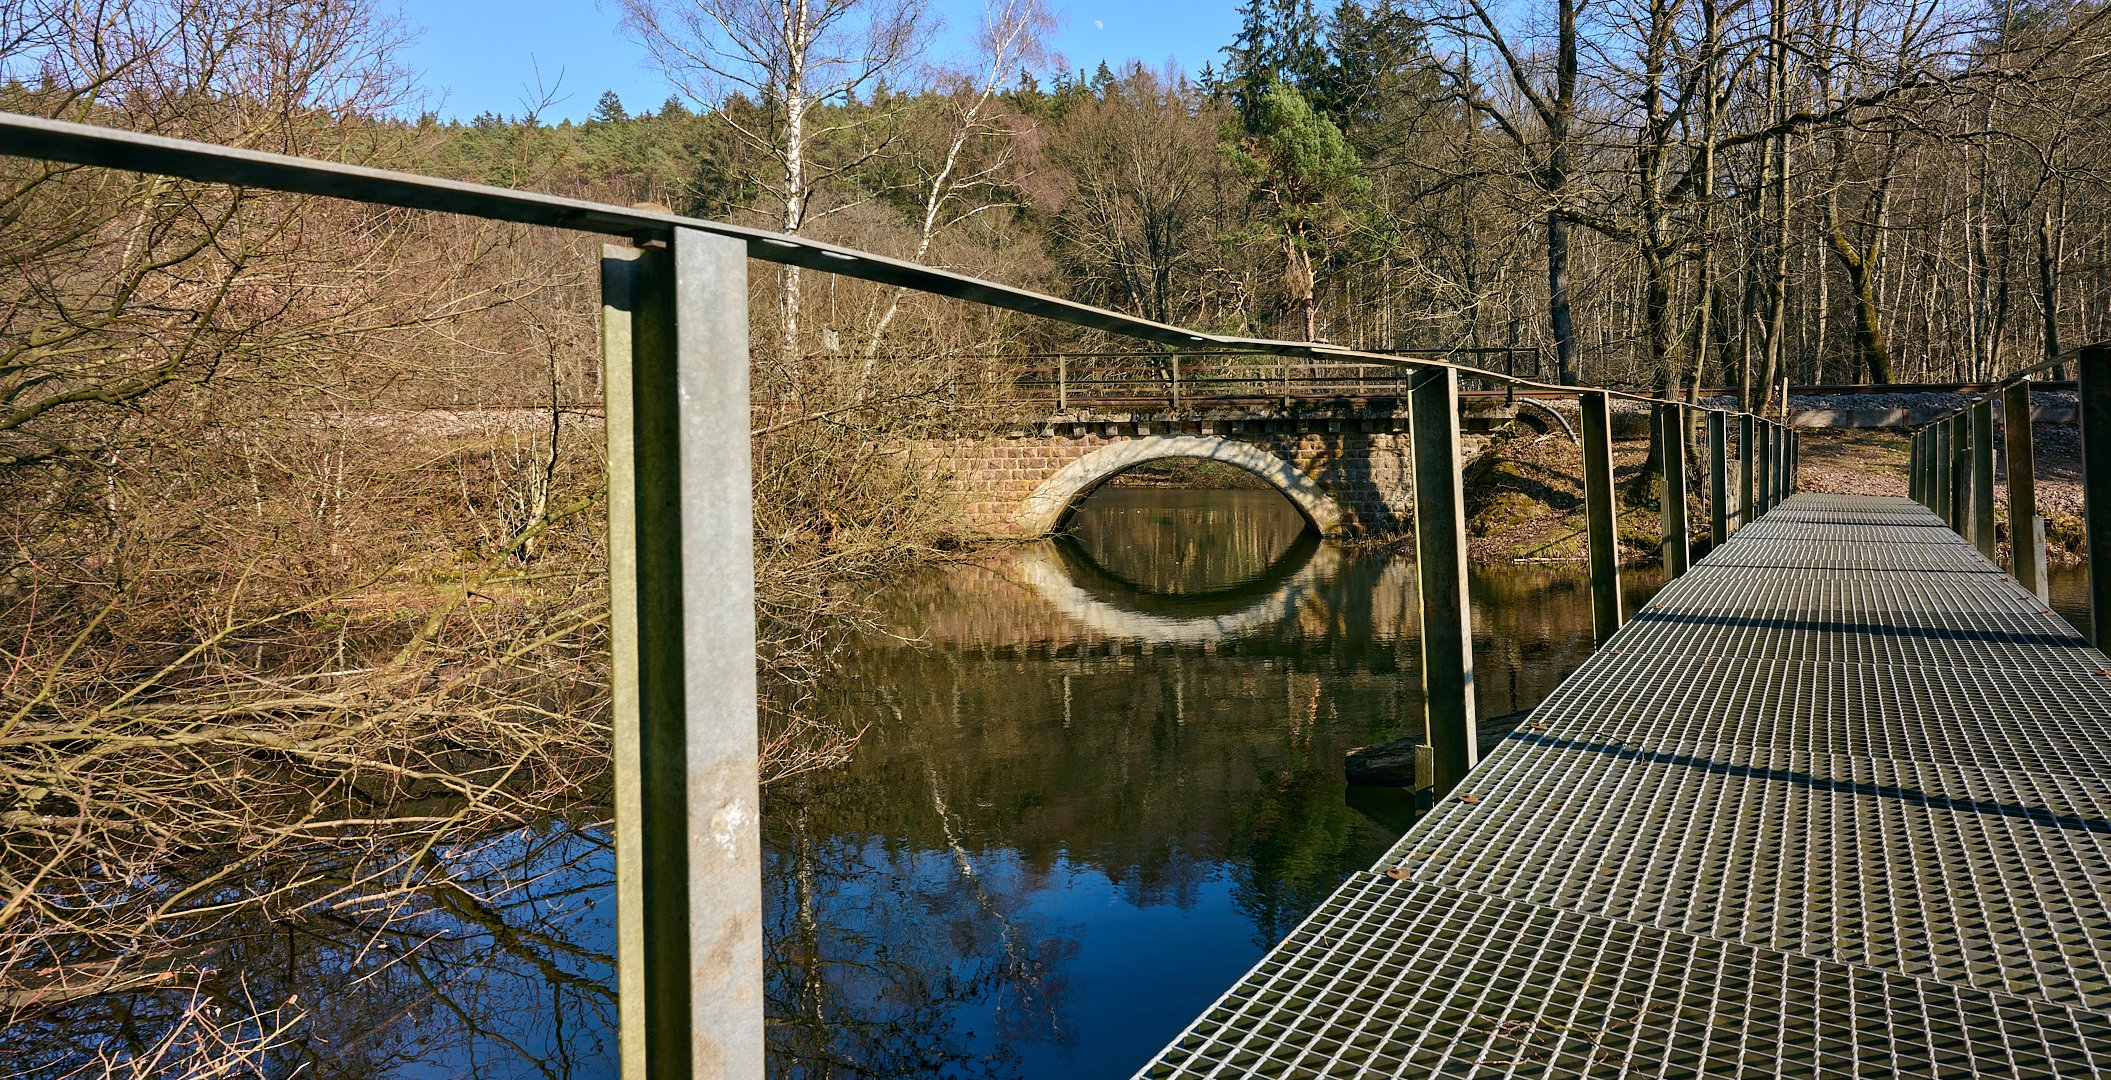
[
  {"xmin": 1915, "ymin": 429, "xmax": 1927, "ymax": 509},
  {"xmin": 1739, "ymin": 413, "xmax": 1757, "ymax": 525},
  {"xmin": 1170, "ymin": 352, "xmax": 1182, "ymax": 412},
  {"xmin": 2002, "ymin": 381, "xmax": 2046, "ymax": 599},
  {"xmin": 1788, "ymin": 429, "xmax": 1798, "ymax": 493},
  {"xmin": 605, "ymin": 230, "xmax": 763, "ymax": 1080},
  {"xmin": 1971, "ymin": 398, "xmax": 1997, "ymax": 560},
  {"xmin": 1056, "ymin": 355, "xmax": 1068, "ymax": 413},
  {"xmin": 1780, "ymin": 426, "xmax": 1790, "ymax": 500},
  {"xmin": 1785, "ymin": 425, "xmax": 1795, "ymax": 495},
  {"xmin": 1949, "ymin": 413, "xmax": 1970, "ymax": 535},
  {"xmin": 1780, "ymin": 427, "xmax": 1790, "ymax": 497},
  {"xmin": 1780, "ymin": 424, "xmax": 1792, "ymax": 501},
  {"xmin": 1932, "ymin": 421, "xmax": 1951, "ymax": 521},
  {"xmin": 1935, "ymin": 418, "xmax": 1949, "ymax": 524},
  {"xmin": 1909, "ymin": 430, "xmax": 1923, "ymax": 505},
  {"xmin": 2079, "ymin": 343, "xmax": 2111, "ymax": 651},
  {"xmin": 1775, "ymin": 426, "xmax": 1786, "ymax": 500},
  {"xmin": 1408, "ymin": 366, "xmax": 1478, "ymax": 795},
  {"xmin": 1770, "ymin": 423, "xmax": 1784, "ymax": 509},
  {"xmin": 1757, "ymin": 422, "xmax": 1773, "ymax": 516},
  {"xmin": 1707, "ymin": 410, "xmax": 1729, "ymax": 547},
  {"xmin": 1656, "ymin": 403, "xmax": 1690, "ymax": 576},
  {"xmin": 1581, "ymin": 391, "xmax": 1622, "ymax": 645}
]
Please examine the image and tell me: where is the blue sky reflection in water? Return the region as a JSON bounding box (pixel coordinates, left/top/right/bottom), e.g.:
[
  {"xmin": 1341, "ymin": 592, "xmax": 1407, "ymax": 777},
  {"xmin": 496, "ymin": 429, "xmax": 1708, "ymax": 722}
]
[{"xmin": 758, "ymin": 484, "xmax": 1670, "ymax": 1078}]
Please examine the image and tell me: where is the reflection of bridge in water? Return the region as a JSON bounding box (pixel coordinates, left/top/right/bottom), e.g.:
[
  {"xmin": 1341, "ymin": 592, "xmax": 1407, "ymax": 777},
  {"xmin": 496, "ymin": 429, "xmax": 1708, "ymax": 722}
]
[{"xmin": 1016, "ymin": 532, "xmax": 1343, "ymax": 645}]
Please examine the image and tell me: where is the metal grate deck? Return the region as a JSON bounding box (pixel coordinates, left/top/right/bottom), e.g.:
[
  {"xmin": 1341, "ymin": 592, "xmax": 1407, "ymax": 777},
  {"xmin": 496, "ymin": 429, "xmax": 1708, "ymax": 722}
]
[{"xmin": 1137, "ymin": 494, "xmax": 2111, "ymax": 1077}]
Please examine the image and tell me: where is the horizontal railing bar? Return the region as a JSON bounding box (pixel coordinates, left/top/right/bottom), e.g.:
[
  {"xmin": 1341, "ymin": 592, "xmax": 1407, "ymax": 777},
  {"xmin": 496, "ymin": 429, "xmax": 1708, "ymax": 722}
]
[
  {"xmin": 1700, "ymin": 380, "xmax": 2080, "ymax": 396},
  {"xmin": 0, "ymin": 111, "xmax": 1738, "ymax": 415},
  {"xmin": 1907, "ymin": 352, "xmax": 2093, "ymax": 432}
]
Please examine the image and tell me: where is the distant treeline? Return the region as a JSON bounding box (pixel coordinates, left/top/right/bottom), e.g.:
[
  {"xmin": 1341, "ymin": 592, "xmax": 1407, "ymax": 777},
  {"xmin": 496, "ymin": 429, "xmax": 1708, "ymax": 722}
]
[{"xmin": 413, "ymin": 0, "xmax": 2111, "ymax": 409}]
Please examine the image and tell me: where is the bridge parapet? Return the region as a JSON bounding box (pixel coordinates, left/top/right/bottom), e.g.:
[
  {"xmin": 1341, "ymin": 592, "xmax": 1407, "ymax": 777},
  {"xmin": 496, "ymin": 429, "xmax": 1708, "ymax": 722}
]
[{"xmin": 917, "ymin": 423, "xmax": 1439, "ymax": 540}]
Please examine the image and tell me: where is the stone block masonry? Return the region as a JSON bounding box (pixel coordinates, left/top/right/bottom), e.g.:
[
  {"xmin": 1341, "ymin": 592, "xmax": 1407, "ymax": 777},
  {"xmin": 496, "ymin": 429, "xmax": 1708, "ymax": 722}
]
[{"xmin": 911, "ymin": 413, "xmax": 1420, "ymax": 540}]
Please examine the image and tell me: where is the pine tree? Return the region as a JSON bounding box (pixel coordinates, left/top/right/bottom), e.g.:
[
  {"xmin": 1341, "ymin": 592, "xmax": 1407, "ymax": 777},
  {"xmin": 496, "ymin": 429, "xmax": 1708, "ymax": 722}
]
[{"xmin": 1222, "ymin": 78, "xmax": 1372, "ymax": 340}]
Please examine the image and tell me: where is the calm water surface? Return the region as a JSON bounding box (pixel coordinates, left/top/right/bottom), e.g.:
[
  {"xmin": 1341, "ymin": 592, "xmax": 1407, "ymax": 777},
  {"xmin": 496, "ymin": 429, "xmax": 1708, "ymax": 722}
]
[
  {"xmin": 762, "ymin": 487, "xmax": 1665, "ymax": 1078},
  {"xmin": 40, "ymin": 494, "xmax": 2094, "ymax": 1077}
]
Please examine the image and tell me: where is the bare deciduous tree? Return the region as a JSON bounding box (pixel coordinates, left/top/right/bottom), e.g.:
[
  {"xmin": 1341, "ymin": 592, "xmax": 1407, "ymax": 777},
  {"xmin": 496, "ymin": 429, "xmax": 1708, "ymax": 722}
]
[{"xmin": 617, "ymin": 0, "xmax": 928, "ymax": 372}]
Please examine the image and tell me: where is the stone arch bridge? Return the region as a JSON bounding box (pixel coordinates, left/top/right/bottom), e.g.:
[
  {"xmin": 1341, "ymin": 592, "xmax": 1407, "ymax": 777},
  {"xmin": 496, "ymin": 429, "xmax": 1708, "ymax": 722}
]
[{"xmin": 917, "ymin": 398, "xmax": 1550, "ymax": 540}]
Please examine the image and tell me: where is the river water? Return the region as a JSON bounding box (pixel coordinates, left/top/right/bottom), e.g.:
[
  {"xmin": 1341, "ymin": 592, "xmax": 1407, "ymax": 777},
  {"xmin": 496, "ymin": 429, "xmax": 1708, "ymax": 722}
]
[
  {"xmin": 384, "ymin": 485, "xmax": 2095, "ymax": 1077},
  {"xmin": 759, "ymin": 486, "xmax": 1667, "ymax": 1078},
  {"xmin": 28, "ymin": 488, "xmax": 2097, "ymax": 1076}
]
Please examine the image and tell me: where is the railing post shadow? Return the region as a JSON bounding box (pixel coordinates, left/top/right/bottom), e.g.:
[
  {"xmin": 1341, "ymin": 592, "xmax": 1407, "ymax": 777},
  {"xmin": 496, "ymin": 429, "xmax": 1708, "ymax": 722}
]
[
  {"xmin": 1581, "ymin": 391, "xmax": 1623, "ymax": 645},
  {"xmin": 2079, "ymin": 343, "xmax": 2111, "ymax": 651},
  {"xmin": 1971, "ymin": 398, "xmax": 1997, "ymax": 559},
  {"xmin": 604, "ymin": 230, "xmax": 764, "ymax": 1079},
  {"xmin": 1408, "ymin": 366, "xmax": 1477, "ymax": 795},
  {"xmin": 2002, "ymin": 380, "xmax": 2047, "ymax": 599},
  {"xmin": 1708, "ymin": 410, "xmax": 1729, "ymax": 547},
  {"xmin": 1656, "ymin": 403, "xmax": 1690, "ymax": 576}
]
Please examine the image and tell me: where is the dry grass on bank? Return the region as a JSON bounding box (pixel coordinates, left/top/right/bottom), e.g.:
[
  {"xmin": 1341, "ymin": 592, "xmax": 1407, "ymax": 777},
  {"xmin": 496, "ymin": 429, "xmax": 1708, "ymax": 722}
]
[{"xmin": 1463, "ymin": 430, "xmax": 1663, "ymax": 563}]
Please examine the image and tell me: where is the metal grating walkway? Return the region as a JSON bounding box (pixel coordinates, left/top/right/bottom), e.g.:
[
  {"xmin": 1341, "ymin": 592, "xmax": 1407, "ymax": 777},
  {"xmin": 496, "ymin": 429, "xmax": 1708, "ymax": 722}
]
[{"xmin": 1139, "ymin": 493, "xmax": 2111, "ymax": 1078}]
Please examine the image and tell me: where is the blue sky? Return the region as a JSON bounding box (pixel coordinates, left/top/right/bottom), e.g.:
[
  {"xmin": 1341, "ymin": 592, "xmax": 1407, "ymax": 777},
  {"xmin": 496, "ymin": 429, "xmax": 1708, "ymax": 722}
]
[{"xmin": 396, "ymin": 0, "xmax": 1242, "ymax": 122}]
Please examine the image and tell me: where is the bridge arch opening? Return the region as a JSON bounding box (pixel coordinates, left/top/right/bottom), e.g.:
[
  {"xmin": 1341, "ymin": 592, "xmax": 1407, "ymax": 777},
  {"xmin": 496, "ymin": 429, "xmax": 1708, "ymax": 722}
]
[{"xmin": 1016, "ymin": 435, "xmax": 1346, "ymax": 538}]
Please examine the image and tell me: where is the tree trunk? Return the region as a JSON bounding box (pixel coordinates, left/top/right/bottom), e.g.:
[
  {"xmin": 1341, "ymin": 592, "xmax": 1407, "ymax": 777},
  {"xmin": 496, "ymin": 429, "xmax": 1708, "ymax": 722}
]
[
  {"xmin": 1549, "ymin": 214, "xmax": 1577, "ymax": 383},
  {"xmin": 2040, "ymin": 207, "xmax": 2065, "ymax": 378},
  {"xmin": 1548, "ymin": 0, "xmax": 1580, "ymax": 385},
  {"xmin": 1826, "ymin": 230, "xmax": 1895, "ymax": 383},
  {"xmin": 1761, "ymin": 0, "xmax": 1789, "ymax": 413}
]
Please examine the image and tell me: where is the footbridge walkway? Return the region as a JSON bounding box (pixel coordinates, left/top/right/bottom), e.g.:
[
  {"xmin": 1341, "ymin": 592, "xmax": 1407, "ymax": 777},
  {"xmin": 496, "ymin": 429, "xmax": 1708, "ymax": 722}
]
[
  {"xmin": 10, "ymin": 112, "xmax": 2111, "ymax": 1080},
  {"xmin": 1141, "ymin": 490, "xmax": 2111, "ymax": 1077}
]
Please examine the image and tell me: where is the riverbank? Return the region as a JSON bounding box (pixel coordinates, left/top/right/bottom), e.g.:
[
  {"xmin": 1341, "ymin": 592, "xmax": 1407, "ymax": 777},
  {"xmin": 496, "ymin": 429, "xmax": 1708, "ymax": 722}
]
[
  {"xmin": 1459, "ymin": 421, "xmax": 2087, "ymax": 565},
  {"xmin": 1462, "ymin": 427, "xmax": 1659, "ymax": 563}
]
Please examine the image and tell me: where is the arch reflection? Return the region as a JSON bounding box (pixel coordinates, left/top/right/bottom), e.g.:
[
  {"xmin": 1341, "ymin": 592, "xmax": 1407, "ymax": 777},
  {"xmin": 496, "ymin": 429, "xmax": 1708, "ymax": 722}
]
[{"xmin": 1020, "ymin": 488, "xmax": 1342, "ymax": 642}]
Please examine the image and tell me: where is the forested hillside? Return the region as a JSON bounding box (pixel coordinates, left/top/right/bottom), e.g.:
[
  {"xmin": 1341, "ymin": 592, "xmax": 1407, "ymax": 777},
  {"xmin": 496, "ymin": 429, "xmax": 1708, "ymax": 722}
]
[
  {"xmin": 438, "ymin": 0, "xmax": 2111, "ymax": 405},
  {"xmin": 2, "ymin": 0, "xmax": 2110, "ymax": 1068}
]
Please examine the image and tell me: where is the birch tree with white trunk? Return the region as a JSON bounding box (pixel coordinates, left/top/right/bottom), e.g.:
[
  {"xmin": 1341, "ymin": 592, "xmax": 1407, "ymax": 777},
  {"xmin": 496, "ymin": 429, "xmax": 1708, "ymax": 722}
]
[{"xmin": 617, "ymin": 0, "xmax": 928, "ymax": 371}]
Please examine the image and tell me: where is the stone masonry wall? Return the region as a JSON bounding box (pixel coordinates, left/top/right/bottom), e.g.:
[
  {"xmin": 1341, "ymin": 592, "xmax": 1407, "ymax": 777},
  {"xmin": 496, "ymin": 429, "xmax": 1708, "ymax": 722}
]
[{"xmin": 913, "ymin": 423, "xmax": 1415, "ymax": 540}]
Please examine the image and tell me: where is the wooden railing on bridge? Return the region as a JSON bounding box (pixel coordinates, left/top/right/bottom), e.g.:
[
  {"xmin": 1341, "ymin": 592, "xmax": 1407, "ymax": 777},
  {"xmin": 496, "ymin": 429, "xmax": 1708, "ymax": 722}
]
[{"xmin": 0, "ymin": 111, "xmax": 1801, "ymax": 1080}]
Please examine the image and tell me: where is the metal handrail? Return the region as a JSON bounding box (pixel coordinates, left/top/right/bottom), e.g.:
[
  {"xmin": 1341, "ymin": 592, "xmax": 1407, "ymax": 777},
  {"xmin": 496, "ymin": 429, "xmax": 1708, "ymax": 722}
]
[
  {"xmin": 0, "ymin": 109, "xmax": 1803, "ymax": 1079},
  {"xmin": 1900, "ymin": 343, "xmax": 2110, "ymax": 610},
  {"xmin": 0, "ymin": 111, "xmax": 1668, "ymax": 410}
]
